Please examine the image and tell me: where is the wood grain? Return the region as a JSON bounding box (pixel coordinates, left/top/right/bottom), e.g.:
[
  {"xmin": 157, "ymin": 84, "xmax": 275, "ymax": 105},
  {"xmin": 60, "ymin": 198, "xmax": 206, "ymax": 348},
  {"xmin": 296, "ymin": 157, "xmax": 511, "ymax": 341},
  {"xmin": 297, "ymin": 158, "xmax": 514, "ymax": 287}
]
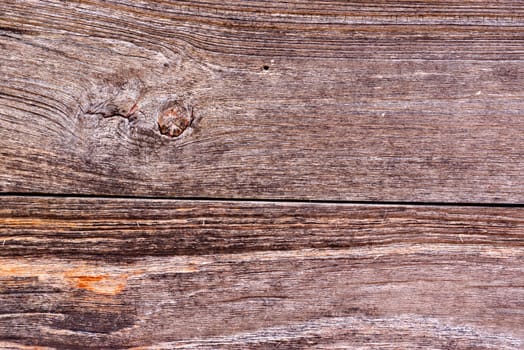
[
  {"xmin": 2, "ymin": 1, "xmax": 524, "ymax": 348},
  {"xmin": 2, "ymin": 196, "xmax": 524, "ymax": 259},
  {"xmin": 1, "ymin": 0, "xmax": 523, "ymax": 202},
  {"xmin": 0, "ymin": 196, "xmax": 523, "ymax": 348}
]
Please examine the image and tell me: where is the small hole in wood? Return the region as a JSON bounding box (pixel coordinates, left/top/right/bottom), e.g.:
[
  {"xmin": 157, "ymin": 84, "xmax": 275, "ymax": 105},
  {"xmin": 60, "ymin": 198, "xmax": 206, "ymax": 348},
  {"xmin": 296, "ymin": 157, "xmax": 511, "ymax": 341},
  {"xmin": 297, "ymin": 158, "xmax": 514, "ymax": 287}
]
[{"xmin": 263, "ymin": 65, "xmax": 270, "ymax": 71}]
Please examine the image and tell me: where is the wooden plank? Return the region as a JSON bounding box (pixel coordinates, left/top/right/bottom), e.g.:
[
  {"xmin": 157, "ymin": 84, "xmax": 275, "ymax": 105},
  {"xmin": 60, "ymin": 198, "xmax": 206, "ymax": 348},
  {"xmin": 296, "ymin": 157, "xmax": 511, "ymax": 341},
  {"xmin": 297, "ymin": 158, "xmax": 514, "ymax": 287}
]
[
  {"xmin": 1, "ymin": 196, "xmax": 524, "ymax": 258},
  {"xmin": 0, "ymin": 196, "xmax": 523, "ymax": 348},
  {"xmin": 1, "ymin": 1, "xmax": 523, "ymax": 202}
]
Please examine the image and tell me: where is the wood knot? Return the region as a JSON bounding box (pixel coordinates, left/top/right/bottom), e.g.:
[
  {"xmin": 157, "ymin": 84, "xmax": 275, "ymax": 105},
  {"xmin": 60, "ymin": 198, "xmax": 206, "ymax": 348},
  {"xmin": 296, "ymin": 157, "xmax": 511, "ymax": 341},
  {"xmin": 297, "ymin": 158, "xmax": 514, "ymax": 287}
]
[{"xmin": 158, "ymin": 102, "xmax": 193, "ymax": 137}]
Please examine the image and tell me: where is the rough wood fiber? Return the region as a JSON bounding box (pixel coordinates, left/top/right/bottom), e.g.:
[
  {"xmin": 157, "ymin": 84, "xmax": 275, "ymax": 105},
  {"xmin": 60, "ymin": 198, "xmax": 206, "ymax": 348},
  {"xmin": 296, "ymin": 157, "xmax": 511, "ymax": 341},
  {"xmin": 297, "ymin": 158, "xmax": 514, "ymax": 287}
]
[
  {"xmin": 2, "ymin": 196, "xmax": 524, "ymax": 259},
  {"xmin": 2, "ymin": 1, "xmax": 524, "ymax": 349},
  {"xmin": 0, "ymin": 197, "xmax": 523, "ymax": 348},
  {"xmin": 1, "ymin": 1, "xmax": 524, "ymax": 202}
]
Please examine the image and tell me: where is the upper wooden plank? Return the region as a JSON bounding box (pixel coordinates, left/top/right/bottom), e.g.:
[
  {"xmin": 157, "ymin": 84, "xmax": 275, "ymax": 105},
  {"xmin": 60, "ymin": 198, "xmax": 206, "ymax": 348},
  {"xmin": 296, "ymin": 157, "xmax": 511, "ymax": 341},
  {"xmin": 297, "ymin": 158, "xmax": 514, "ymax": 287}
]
[{"xmin": 0, "ymin": 0, "xmax": 523, "ymax": 202}]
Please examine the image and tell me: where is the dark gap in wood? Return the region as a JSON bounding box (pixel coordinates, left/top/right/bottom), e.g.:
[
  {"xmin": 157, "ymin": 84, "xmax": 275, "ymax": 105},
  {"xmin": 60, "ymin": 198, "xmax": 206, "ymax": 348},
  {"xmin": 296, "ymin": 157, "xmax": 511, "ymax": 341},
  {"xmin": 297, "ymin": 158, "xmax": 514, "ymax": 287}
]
[{"xmin": 0, "ymin": 192, "xmax": 522, "ymax": 208}]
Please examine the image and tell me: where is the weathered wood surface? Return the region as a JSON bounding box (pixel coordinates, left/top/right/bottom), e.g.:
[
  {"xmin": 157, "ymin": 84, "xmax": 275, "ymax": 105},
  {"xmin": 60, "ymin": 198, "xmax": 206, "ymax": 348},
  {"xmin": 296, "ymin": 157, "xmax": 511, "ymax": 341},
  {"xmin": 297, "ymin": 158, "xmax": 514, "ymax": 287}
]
[
  {"xmin": 2, "ymin": 1, "xmax": 524, "ymax": 349},
  {"xmin": 2, "ymin": 196, "xmax": 524, "ymax": 259},
  {"xmin": 0, "ymin": 196, "xmax": 523, "ymax": 348},
  {"xmin": 1, "ymin": 0, "xmax": 524, "ymax": 202}
]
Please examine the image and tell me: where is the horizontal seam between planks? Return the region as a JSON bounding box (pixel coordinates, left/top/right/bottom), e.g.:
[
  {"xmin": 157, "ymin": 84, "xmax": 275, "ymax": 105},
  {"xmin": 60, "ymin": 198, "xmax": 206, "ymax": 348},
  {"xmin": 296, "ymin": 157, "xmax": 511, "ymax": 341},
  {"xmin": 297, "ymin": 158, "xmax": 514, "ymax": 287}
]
[{"xmin": 0, "ymin": 192, "xmax": 522, "ymax": 208}]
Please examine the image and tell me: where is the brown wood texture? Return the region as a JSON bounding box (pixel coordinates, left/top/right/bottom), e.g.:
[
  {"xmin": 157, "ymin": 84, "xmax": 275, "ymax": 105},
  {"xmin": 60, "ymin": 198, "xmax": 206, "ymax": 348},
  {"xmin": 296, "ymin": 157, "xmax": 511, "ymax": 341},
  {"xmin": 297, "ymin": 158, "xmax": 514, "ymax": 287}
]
[
  {"xmin": 0, "ymin": 196, "xmax": 523, "ymax": 349},
  {"xmin": 2, "ymin": 1, "xmax": 524, "ymax": 349},
  {"xmin": 1, "ymin": 0, "xmax": 524, "ymax": 202}
]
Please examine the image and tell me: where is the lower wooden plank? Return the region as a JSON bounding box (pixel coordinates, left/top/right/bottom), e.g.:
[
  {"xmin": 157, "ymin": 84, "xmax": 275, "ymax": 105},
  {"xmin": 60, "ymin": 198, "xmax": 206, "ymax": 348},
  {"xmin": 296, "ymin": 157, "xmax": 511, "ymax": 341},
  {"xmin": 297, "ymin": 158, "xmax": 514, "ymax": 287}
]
[{"xmin": 0, "ymin": 197, "xmax": 523, "ymax": 348}]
